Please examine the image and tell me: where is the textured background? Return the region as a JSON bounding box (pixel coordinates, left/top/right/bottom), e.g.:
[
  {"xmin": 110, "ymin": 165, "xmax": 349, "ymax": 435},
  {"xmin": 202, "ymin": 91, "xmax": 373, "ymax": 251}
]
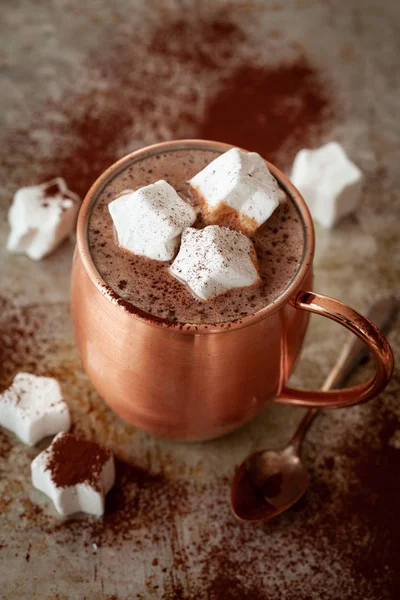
[{"xmin": 0, "ymin": 0, "xmax": 399, "ymax": 598}]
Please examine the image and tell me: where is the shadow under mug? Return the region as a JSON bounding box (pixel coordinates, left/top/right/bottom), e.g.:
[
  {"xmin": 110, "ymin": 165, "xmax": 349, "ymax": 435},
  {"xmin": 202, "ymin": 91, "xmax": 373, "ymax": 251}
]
[{"xmin": 71, "ymin": 140, "xmax": 394, "ymax": 441}]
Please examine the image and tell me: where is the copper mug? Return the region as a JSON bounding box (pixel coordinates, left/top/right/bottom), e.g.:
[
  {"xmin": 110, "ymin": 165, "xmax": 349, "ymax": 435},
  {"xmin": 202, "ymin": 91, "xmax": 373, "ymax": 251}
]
[{"xmin": 71, "ymin": 140, "xmax": 394, "ymax": 441}]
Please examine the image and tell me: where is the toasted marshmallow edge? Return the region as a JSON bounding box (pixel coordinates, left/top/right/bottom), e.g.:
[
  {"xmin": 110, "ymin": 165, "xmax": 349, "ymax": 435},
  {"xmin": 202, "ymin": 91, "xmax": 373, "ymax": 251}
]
[
  {"xmin": 108, "ymin": 180, "xmax": 197, "ymax": 261},
  {"xmin": 187, "ymin": 148, "xmax": 283, "ymax": 234},
  {"xmin": 170, "ymin": 226, "xmax": 261, "ymax": 301},
  {"xmin": 290, "ymin": 142, "xmax": 364, "ymax": 229},
  {"xmin": 31, "ymin": 442, "xmax": 115, "ymax": 517},
  {"xmin": 0, "ymin": 373, "xmax": 71, "ymax": 446},
  {"xmin": 6, "ymin": 178, "xmax": 80, "ymax": 260}
]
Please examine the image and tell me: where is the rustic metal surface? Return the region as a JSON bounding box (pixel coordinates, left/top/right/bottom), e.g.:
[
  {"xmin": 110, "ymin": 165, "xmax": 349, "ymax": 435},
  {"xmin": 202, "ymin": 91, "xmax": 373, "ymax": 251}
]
[{"xmin": 0, "ymin": 1, "xmax": 399, "ymax": 598}]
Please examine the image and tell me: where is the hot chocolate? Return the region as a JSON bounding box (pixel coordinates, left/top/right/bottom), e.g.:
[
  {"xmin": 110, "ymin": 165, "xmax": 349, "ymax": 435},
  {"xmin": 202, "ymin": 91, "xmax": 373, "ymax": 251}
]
[{"xmin": 88, "ymin": 147, "xmax": 305, "ymax": 324}]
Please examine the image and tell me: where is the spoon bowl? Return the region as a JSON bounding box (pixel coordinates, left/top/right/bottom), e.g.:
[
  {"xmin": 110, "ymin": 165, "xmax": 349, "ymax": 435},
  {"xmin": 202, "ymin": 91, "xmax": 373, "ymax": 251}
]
[{"xmin": 231, "ymin": 446, "xmax": 309, "ymax": 522}]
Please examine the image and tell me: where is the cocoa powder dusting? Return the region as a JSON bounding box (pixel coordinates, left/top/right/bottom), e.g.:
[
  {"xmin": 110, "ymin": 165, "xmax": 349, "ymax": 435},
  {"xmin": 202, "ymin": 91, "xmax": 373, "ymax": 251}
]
[
  {"xmin": 199, "ymin": 60, "xmax": 333, "ymax": 169},
  {"xmin": 42, "ymin": 102, "xmax": 134, "ymax": 198},
  {"xmin": 46, "ymin": 433, "xmax": 111, "ymax": 490},
  {"xmin": 0, "ymin": 430, "xmax": 12, "ymax": 461},
  {"xmin": 13, "ymin": 416, "xmax": 400, "ymax": 599},
  {"xmin": 0, "ymin": 295, "xmax": 59, "ymax": 387},
  {"xmin": 148, "ymin": 16, "xmax": 246, "ymax": 70},
  {"xmin": 91, "ymin": 150, "xmax": 304, "ymax": 324},
  {"xmin": 2, "ymin": 12, "xmax": 335, "ymax": 199},
  {"xmin": 344, "ymin": 410, "xmax": 400, "ymax": 594}
]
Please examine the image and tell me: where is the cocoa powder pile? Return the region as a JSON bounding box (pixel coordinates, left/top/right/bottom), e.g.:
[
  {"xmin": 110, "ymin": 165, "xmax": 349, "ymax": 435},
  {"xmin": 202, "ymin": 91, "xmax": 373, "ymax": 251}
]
[{"xmin": 46, "ymin": 433, "xmax": 111, "ymax": 490}]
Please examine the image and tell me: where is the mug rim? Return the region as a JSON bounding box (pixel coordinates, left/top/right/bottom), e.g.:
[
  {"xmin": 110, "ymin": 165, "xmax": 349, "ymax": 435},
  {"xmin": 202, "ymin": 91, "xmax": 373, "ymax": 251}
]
[{"xmin": 76, "ymin": 139, "xmax": 315, "ymax": 334}]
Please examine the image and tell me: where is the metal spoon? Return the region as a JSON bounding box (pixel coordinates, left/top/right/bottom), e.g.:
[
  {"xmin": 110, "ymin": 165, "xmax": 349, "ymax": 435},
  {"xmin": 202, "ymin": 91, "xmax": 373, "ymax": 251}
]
[{"xmin": 230, "ymin": 295, "xmax": 398, "ymax": 523}]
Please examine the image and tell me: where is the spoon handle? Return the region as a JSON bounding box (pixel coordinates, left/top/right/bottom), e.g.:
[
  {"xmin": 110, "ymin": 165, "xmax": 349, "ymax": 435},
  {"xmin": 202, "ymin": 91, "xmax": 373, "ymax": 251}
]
[{"xmin": 289, "ymin": 294, "xmax": 399, "ymax": 451}]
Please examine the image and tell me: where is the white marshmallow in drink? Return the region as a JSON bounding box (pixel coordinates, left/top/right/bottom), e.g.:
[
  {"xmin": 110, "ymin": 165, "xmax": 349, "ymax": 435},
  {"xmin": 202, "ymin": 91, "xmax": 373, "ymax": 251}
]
[
  {"xmin": 108, "ymin": 180, "xmax": 197, "ymax": 261},
  {"xmin": 188, "ymin": 148, "xmax": 283, "ymax": 234},
  {"xmin": 31, "ymin": 432, "xmax": 115, "ymax": 517},
  {"xmin": 0, "ymin": 372, "xmax": 70, "ymax": 446},
  {"xmin": 7, "ymin": 178, "xmax": 80, "ymax": 260},
  {"xmin": 290, "ymin": 142, "xmax": 364, "ymax": 229},
  {"xmin": 170, "ymin": 225, "xmax": 260, "ymax": 301}
]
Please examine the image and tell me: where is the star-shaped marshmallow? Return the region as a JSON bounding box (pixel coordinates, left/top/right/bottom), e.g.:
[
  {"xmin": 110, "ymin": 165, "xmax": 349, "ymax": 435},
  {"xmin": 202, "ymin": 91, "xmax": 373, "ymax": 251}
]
[
  {"xmin": 0, "ymin": 372, "xmax": 70, "ymax": 446},
  {"xmin": 31, "ymin": 432, "xmax": 115, "ymax": 516},
  {"xmin": 170, "ymin": 225, "xmax": 261, "ymax": 301},
  {"xmin": 290, "ymin": 142, "xmax": 364, "ymax": 229},
  {"xmin": 108, "ymin": 180, "xmax": 197, "ymax": 261},
  {"xmin": 188, "ymin": 148, "xmax": 284, "ymax": 235},
  {"xmin": 7, "ymin": 177, "xmax": 80, "ymax": 260}
]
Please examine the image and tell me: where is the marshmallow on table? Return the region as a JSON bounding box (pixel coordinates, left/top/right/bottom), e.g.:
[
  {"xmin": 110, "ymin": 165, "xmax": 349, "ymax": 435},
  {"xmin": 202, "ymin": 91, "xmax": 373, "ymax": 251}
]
[
  {"xmin": 31, "ymin": 432, "xmax": 115, "ymax": 517},
  {"xmin": 188, "ymin": 148, "xmax": 284, "ymax": 235},
  {"xmin": 7, "ymin": 178, "xmax": 80, "ymax": 260},
  {"xmin": 109, "ymin": 180, "xmax": 196, "ymax": 261},
  {"xmin": 0, "ymin": 373, "xmax": 70, "ymax": 446},
  {"xmin": 170, "ymin": 225, "xmax": 260, "ymax": 301},
  {"xmin": 290, "ymin": 142, "xmax": 364, "ymax": 229}
]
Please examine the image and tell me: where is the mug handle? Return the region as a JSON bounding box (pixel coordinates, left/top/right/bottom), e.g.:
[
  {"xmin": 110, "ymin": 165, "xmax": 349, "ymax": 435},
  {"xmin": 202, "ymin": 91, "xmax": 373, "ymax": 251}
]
[{"xmin": 276, "ymin": 290, "xmax": 394, "ymax": 408}]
